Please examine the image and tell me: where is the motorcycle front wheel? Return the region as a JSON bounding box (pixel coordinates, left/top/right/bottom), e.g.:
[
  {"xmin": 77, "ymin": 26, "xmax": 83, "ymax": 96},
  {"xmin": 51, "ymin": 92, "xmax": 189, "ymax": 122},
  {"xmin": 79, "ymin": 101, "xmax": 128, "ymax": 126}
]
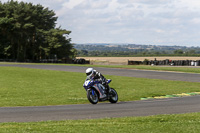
[
  {"xmin": 87, "ymin": 89, "xmax": 99, "ymax": 104},
  {"xmin": 109, "ymin": 88, "xmax": 118, "ymax": 103}
]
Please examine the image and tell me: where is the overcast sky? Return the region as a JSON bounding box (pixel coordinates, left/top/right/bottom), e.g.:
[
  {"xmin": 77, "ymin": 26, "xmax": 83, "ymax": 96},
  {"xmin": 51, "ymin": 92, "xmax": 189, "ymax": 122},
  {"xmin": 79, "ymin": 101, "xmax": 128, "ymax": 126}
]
[{"xmin": 2, "ymin": 0, "xmax": 200, "ymax": 46}]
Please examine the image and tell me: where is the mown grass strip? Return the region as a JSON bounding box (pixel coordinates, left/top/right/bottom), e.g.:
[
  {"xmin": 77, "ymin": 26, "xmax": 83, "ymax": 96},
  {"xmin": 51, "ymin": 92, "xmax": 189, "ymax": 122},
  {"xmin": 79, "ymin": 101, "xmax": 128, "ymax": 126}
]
[
  {"xmin": 97, "ymin": 65, "xmax": 200, "ymax": 74},
  {"xmin": 0, "ymin": 66, "xmax": 200, "ymax": 107},
  {"xmin": 1, "ymin": 112, "xmax": 200, "ymax": 132},
  {"xmin": 141, "ymin": 92, "xmax": 200, "ymax": 100}
]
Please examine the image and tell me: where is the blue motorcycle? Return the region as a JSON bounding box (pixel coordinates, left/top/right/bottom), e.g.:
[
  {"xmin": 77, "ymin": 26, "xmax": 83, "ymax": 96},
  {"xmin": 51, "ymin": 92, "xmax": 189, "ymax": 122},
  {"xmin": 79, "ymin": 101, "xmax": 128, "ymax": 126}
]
[{"xmin": 83, "ymin": 78, "xmax": 118, "ymax": 104}]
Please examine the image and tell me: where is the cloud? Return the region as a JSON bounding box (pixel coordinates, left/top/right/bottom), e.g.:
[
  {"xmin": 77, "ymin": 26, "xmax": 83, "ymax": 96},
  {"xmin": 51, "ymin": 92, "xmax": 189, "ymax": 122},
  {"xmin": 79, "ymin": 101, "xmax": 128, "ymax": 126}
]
[
  {"xmin": 1, "ymin": 0, "xmax": 200, "ymax": 46},
  {"xmin": 62, "ymin": 0, "xmax": 84, "ymax": 9}
]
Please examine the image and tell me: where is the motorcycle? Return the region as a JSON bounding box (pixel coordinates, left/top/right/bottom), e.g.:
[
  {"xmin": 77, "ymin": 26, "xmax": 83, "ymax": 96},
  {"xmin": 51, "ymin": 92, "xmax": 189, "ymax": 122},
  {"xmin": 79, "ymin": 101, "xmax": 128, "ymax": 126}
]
[{"xmin": 83, "ymin": 78, "xmax": 118, "ymax": 104}]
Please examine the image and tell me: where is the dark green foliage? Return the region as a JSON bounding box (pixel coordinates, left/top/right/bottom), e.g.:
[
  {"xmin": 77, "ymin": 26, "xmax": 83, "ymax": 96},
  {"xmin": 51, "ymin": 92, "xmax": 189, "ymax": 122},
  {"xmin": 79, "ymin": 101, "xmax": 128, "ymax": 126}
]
[{"xmin": 0, "ymin": 0, "xmax": 73, "ymax": 61}]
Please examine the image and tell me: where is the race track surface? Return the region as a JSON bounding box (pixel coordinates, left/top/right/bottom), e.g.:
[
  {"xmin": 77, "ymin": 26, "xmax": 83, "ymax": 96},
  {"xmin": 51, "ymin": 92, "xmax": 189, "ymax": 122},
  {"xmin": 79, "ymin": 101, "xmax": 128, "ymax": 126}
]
[
  {"xmin": 0, "ymin": 64, "xmax": 200, "ymax": 82},
  {"xmin": 1, "ymin": 96, "xmax": 200, "ymax": 122},
  {"xmin": 0, "ymin": 64, "xmax": 200, "ymax": 123}
]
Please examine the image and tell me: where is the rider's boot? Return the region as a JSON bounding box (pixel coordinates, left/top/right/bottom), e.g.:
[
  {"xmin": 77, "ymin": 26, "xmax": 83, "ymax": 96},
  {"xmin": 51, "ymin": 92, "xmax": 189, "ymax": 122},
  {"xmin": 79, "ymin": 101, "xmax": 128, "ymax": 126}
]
[{"xmin": 104, "ymin": 84, "xmax": 110, "ymax": 94}]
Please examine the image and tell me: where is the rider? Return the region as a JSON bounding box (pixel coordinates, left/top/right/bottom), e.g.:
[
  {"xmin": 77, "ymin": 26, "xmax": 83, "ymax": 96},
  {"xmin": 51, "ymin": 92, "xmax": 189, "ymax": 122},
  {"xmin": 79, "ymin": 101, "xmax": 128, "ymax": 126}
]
[{"xmin": 85, "ymin": 68, "xmax": 109, "ymax": 93}]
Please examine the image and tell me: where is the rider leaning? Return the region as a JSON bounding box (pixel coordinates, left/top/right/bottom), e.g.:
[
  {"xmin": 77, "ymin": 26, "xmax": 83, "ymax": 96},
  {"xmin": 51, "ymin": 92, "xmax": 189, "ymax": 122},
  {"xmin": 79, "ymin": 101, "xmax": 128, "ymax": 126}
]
[{"xmin": 86, "ymin": 68, "xmax": 108, "ymax": 90}]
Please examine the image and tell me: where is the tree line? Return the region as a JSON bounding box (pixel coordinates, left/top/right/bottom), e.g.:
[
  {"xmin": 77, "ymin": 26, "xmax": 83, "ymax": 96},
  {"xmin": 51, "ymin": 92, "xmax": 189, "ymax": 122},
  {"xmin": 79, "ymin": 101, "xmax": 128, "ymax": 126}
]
[
  {"xmin": 76, "ymin": 44, "xmax": 200, "ymax": 57},
  {"xmin": 0, "ymin": 0, "xmax": 75, "ymax": 62},
  {"xmin": 77, "ymin": 49, "xmax": 200, "ymax": 57}
]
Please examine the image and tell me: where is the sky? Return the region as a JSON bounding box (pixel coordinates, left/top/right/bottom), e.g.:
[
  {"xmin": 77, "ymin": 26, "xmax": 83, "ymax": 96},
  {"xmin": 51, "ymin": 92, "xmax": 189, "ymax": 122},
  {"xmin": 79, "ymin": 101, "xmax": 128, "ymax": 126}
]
[{"xmin": 2, "ymin": 0, "xmax": 200, "ymax": 46}]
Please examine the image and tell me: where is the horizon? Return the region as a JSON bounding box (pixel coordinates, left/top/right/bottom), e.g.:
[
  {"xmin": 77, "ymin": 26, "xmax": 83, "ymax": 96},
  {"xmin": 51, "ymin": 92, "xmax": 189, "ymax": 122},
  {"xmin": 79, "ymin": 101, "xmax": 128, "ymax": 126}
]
[{"xmin": 74, "ymin": 43, "xmax": 200, "ymax": 47}]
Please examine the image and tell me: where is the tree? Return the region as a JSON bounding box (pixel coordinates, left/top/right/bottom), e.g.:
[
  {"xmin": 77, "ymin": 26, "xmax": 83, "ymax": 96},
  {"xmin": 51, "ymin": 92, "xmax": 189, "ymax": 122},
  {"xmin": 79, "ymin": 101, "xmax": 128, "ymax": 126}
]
[
  {"xmin": 0, "ymin": 0, "xmax": 73, "ymax": 62},
  {"xmin": 188, "ymin": 50, "xmax": 195, "ymax": 55},
  {"xmin": 174, "ymin": 50, "xmax": 184, "ymax": 55}
]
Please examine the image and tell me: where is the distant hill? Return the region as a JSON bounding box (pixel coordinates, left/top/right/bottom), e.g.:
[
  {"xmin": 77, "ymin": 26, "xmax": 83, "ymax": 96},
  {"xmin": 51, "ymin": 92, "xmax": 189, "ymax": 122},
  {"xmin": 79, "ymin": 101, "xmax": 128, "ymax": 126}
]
[{"xmin": 74, "ymin": 43, "xmax": 200, "ymax": 57}]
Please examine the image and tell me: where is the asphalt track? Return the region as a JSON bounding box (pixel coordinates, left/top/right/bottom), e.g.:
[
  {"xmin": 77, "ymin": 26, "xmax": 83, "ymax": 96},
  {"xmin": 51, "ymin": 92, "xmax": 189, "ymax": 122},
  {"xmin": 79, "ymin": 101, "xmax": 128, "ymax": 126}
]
[
  {"xmin": 0, "ymin": 64, "xmax": 200, "ymax": 82},
  {"xmin": 0, "ymin": 64, "xmax": 200, "ymax": 123}
]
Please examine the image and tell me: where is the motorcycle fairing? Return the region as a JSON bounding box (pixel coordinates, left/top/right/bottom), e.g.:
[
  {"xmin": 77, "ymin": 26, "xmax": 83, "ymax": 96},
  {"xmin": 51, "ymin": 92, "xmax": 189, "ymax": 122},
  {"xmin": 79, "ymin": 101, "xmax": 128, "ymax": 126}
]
[{"xmin": 83, "ymin": 79, "xmax": 106, "ymax": 99}]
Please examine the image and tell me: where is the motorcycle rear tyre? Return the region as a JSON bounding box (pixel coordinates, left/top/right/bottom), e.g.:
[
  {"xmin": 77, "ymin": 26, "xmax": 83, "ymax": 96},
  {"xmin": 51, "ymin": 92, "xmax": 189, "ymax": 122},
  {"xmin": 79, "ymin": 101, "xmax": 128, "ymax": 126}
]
[{"xmin": 109, "ymin": 88, "xmax": 118, "ymax": 103}]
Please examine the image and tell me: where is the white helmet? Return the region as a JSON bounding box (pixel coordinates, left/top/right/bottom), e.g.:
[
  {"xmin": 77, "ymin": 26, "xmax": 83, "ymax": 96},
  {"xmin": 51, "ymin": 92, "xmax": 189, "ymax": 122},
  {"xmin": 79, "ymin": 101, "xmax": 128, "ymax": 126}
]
[{"xmin": 86, "ymin": 68, "xmax": 94, "ymax": 78}]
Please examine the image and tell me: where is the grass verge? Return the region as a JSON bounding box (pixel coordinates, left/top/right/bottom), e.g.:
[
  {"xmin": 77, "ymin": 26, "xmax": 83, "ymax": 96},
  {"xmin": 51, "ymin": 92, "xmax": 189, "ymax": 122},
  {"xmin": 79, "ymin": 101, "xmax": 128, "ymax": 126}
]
[
  {"xmin": 0, "ymin": 66, "xmax": 200, "ymax": 106},
  {"xmin": 1, "ymin": 112, "xmax": 200, "ymax": 132}
]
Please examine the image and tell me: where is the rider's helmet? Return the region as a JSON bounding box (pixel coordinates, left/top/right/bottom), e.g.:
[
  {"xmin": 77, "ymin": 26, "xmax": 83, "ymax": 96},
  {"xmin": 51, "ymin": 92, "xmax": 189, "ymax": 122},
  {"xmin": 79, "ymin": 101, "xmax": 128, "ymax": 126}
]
[{"xmin": 86, "ymin": 68, "xmax": 94, "ymax": 78}]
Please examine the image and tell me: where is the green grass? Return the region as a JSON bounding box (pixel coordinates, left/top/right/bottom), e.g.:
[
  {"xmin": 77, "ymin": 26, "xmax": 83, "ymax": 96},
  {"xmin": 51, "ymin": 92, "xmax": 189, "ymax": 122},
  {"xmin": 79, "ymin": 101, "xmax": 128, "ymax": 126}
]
[
  {"xmin": 1, "ymin": 65, "xmax": 200, "ymax": 132},
  {"xmin": 1, "ymin": 112, "xmax": 200, "ymax": 132},
  {"xmin": 0, "ymin": 66, "xmax": 200, "ymax": 107},
  {"xmin": 107, "ymin": 65, "xmax": 200, "ymax": 73},
  {"xmin": 0, "ymin": 66, "xmax": 87, "ymax": 106},
  {"xmin": 86, "ymin": 64, "xmax": 200, "ymax": 74}
]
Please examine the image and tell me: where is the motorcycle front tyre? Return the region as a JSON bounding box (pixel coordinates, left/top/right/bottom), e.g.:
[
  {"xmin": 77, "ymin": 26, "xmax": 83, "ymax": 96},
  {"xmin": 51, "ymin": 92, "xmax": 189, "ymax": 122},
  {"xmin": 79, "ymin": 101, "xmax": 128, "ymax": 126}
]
[{"xmin": 87, "ymin": 89, "xmax": 99, "ymax": 104}]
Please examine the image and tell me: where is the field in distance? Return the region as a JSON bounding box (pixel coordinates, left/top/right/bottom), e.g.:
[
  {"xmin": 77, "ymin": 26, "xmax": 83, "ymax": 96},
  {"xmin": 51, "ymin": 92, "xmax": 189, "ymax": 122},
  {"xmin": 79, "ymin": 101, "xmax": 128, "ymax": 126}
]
[{"xmin": 77, "ymin": 56, "xmax": 200, "ymax": 65}]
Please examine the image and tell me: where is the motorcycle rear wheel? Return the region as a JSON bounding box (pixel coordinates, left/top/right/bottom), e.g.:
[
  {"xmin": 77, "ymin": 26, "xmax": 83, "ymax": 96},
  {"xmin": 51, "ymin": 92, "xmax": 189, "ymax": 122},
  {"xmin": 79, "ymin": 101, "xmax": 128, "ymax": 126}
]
[
  {"xmin": 109, "ymin": 88, "xmax": 118, "ymax": 103},
  {"xmin": 87, "ymin": 89, "xmax": 99, "ymax": 104}
]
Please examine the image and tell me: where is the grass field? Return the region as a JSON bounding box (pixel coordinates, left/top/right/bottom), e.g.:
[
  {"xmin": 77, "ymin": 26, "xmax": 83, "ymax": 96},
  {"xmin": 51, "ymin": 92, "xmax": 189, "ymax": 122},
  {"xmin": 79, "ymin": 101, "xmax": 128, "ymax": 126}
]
[
  {"xmin": 91, "ymin": 64, "xmax": 200, "ymax": 73},
  {"xmin": 77, "ymin": 56, "xmax": 200, "ymax": 65},
  {"xmin": 1, "ymin": 112, "xmax": 200, "ymax": 132},
  {"xmin": 0, "ymin": 66, "xmax": 200, "ymax": 106},
  {"xmin": 77, "ymin": 56, "xmax": 200, "ymax": 62},
  {"xmin": 1, "ymin": 65, "xmax": 200, "ymax": 132}
]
